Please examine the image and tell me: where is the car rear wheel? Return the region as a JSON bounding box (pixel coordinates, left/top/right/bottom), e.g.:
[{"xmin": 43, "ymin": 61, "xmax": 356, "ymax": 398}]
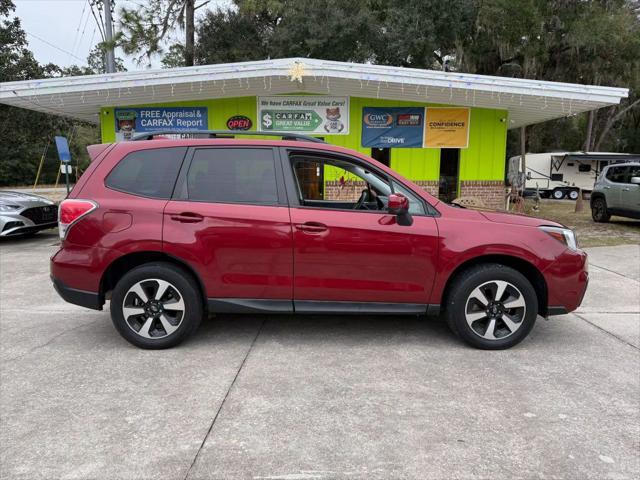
[
  {"xmin": 110, "ymin": 262, "xmax": 203, "ymax": 349},
  {"xmin": 444, "ymin": 264, "xmax": 538, "ymax": 350},
  {"xmin": 591, "ymin": 197, "xmax": 611, "ymax": 223}
]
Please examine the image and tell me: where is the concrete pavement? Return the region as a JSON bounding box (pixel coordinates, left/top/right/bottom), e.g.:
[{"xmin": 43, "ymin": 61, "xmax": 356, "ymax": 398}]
[{"xmin": 1, "ymin": 232, "xmax": 638, "ymax": 479}]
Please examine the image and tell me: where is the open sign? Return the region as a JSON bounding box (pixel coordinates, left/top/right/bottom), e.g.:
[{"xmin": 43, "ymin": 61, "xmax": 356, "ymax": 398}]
[{"xmin": 226, "ymin": 115, "xmax": 252, "ymax": 131}]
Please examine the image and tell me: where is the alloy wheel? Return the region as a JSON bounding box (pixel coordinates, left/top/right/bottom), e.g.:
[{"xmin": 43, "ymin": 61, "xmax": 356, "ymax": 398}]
[
  {"xmin": 122, "ymin": 279, "xmax": 185, "ymax": 339},
  {"xmin": 465, "ymin": 280, "xmax": 527, "ymax": 340}
]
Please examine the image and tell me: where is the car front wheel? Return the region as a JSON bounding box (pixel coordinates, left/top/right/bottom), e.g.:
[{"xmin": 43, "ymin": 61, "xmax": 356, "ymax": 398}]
[
  {"xmin": 445, "ymin": 264, "xmax": 538, "ymax": 350},
  {"xmin": 110, "ymin": 262, "xmax": 203, "ymax": 349}
]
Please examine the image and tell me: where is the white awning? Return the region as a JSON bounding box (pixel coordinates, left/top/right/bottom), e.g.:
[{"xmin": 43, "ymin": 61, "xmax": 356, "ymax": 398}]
[{"xmin": 0, "ymin": 57, "xmax": 628, "ymax": 128}]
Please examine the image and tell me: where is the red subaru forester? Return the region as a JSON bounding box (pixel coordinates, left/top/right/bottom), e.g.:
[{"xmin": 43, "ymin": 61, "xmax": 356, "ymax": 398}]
[{"xmin": 51, "ymin": 132, "xmax": 588, "ymax": 350}]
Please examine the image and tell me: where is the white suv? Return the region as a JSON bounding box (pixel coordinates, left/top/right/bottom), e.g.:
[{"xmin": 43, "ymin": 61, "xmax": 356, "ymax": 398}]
[{"xmin": 591, "ymin": 162, "xmax": 640, "ymax": 222}]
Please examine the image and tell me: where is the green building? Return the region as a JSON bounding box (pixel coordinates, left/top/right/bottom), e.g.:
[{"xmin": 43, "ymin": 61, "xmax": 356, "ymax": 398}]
[{"xmin": 0, "ymin": 58, "xmax": 627, "ymax": 209}]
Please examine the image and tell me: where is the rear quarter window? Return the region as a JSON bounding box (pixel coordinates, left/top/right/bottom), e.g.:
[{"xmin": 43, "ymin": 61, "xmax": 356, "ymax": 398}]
[{"xmin": 105, "ymin": 147, "xmax": 187, "ymax": 199}]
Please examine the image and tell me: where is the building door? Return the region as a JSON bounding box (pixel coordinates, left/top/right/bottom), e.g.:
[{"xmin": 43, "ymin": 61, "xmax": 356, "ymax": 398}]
[
  {"xmin": 371, "ymin": 148, "xmax": 391, "ymax": 167},
  {"xmin": 293, "ymin": 159, "xmax": 324, "ymax": 200},
  {"xmin": 439, "ymin": 148, "xmax": 460, "ymax": 203}
]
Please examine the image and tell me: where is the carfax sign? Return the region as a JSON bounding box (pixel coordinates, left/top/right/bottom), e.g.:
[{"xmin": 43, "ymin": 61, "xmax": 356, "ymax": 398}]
[
  {"xmin": 361, "ymin": 107, "xmax": 424, "ymax": 148},
  {"xmin": 114, "ymin": 107, "xmax": 208, "ymax": 141},
  {"xmin": 257, "ymin": 96, "xmax": 349, "ymax": 135}
]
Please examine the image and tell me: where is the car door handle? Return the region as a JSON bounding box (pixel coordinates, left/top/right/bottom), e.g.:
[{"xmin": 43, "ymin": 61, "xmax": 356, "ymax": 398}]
[
  {"xmin": 170, "ymin": 212, "xmax": 204, "ymax": 223},
  {"xmin": 622, "ymin": 188, "xmax": 630, "ymax": 191},
  {"xmin": 604, "ymin": 186, "xmax": 611, "ymax": 189},
  {"xmin": 294, "ymin": 222, "xmax": 328, "ymax": 233}
]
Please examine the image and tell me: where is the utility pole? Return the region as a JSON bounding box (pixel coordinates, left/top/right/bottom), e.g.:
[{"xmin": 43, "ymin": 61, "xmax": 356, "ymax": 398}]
[
  {"xmin": 185, "ymin": 0, "xmax": 195, "ymax": 66},
  {"xmin": 103, "ymin": 0, "xmax": 116, "ymax": 73}
]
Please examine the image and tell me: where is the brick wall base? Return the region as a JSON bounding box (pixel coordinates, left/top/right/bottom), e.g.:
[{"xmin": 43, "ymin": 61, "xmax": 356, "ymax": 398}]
[
  {"xmin": 458, "ymin": 180, "xmax": 507, "ymax": 210},
  {"xmin": 324, "ymin": 179, "xmax": 507, "ymax": 210},
  {"xmin": 413, "ymin": 181, "xmax": 439, "ymax": 197},
  {"xmin": 325, "ymin": 181, "xmax": 366, "ymax": 201}
]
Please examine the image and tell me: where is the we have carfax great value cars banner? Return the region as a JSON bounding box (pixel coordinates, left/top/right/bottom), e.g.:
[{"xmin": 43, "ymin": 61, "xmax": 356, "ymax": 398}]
[
  {"xmin": 258, "ymin": 96, "xmax": 349, "ymax": 135},
  {"xmin": 360, "ymin": 107, "xmax": 470, "ymax": 149}
]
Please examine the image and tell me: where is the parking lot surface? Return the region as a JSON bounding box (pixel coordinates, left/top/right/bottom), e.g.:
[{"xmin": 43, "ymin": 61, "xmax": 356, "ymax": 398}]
[{"xmin": 1, "ymin": 232, "xmax": 638, "ymax": 480}]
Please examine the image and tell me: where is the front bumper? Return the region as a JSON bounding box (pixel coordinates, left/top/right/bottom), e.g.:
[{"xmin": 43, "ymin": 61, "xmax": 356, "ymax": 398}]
[
  {"xmin": 544, "ymin": 248, "xmax": 589, "ymax": 315},
  {"xmin": 0, "ymin": 205, "xmax": 58, "ymax": 236},
  {"xmin": 51, "ymin": 275, "xmax": 104, "ymax": 310}
]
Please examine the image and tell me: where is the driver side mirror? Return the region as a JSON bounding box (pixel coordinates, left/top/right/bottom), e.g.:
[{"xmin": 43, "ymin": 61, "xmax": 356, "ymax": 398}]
[
  {"xmin": 630, "ymin": 176, "xmax": 640, "ymax": 185},
  {"xmin": 388, "ymin": 193, "xmax": 413, "ymax": 226}
]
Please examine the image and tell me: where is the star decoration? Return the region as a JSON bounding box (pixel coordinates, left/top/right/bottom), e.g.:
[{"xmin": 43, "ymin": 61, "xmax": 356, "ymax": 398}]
[{"xmin": 288, "ymin": 61, "xmax": 308, "ymax": 83}]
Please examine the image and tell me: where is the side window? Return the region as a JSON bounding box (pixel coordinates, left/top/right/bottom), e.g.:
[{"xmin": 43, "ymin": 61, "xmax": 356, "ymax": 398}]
[
  {"xmin": 629, "ymin": 166, "xmax": 640, "ymax": 180},
  {"xmin": 606, "ymin": 166, "xmax": 628, "ymax": 183},
  {"xmin": 105, "ymin": 147, "xmax": 186, "ymax": 199},
  {"xmin": 289, "ymin": 154, "xmax": 426, "ymax": 215},
  {"xmin": 391, "ymin": 181, "xmax": 426, "ymax": 215},
  {"xmin": 291, "ymin": 155, "xmax": 391, "ymax": 210},
  {"xmin": 186, "ymin": 148, "xmax": 278, "ymax": 204}
]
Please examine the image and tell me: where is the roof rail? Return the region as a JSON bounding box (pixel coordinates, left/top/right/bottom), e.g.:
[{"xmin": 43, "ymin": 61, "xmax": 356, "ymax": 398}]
[{"xmin": 131, "ymin": 130, "xmax": 326, "ymax": 143}]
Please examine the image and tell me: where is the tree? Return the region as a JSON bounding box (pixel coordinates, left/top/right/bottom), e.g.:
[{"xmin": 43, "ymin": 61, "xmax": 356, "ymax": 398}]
[
  {"xmin": 0, "ymin": 0, "xmax": 99, "ymax": 186},
  {"xmin": 458, "ymin": 0, "xmax": 640, "ymax": 154},
  {"xmin": 119, "ymin": 0, "xmax": 210, "ymax": 67},
  {"xmin": 195, "ymin": 8, "xmax": 267, "ymax": 65}
]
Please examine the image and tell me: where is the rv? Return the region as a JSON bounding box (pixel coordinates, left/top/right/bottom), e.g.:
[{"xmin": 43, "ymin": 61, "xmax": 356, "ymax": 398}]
[{"xmin": 509, "ymin": 152, "xmax": 640, "ymax": 199}]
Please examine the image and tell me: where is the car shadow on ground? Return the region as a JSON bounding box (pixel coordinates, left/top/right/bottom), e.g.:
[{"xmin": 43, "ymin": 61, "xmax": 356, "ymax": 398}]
[{"xmin": 182, "ymin": 313, "xmax": 567, "ymax": 351}]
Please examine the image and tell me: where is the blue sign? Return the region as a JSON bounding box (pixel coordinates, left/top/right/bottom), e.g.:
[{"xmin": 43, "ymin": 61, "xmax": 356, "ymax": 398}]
[
  {"xmin": 361, "ymin": 107, "xmax": 424, "ymax": 148},
  {"xmin": 114, "ymin": 107, "xmax": 208, "ymax": 140},
  {"xmin": 54, "ymin": 136, "xmax": 72, "ymax": 163}
]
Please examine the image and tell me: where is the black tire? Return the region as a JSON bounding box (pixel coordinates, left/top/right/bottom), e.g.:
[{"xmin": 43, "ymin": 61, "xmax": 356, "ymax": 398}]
[
  {"xmin": 444, "ymin": 264, "xmax": 538, "ymax": 350},
  {"xmin": 552, "ymin": 188, "xmax": 565, "ymax": 200},
  {"xmin": 110, "ymin": 262, "xmax": 203, "ymax": 349},
  {"xmin": 568, "ymin": 189, "xmax": 580, "ymax": 200},
  {"xmin": 591, "ymin": 197, "xmax": 611, "ymax": 223}
]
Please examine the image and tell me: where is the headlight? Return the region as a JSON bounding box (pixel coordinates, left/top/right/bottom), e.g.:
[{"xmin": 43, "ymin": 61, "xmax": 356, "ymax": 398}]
[
  {"xmin": 539, "ymin": 226, "xmax": 578, "ymax": 251},
  {"xmin": 0, "ymin": 204, "xmax": 20, "ymax": 212}
]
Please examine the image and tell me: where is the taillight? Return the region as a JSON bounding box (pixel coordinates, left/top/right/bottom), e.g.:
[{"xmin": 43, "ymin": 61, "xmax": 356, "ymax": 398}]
[{"xmin": 58, "ymin": 199, "xmax": 98, "ymax": 239}]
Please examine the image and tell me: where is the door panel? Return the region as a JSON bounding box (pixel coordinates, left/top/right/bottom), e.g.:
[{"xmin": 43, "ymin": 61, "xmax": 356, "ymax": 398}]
[
  {"xmin": 604, "ymin": 166, "xmax": 627, "ymax": 208},
  {"xmin": 621, "ymin": 166, "xmax": 640, "ymax": 213},
  {"xmin": 290, "ymin": 207, "xmax": 438, "ymax": 304},
  {"xmin": 163, "ymin": 201, "xmax": 293, "ymax": 299}
]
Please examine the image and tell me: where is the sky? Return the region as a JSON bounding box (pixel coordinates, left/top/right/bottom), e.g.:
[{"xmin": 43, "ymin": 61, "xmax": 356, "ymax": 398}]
[{"xmin": 12, "ymin": 0, "xmax": 232, "ymax": 71}]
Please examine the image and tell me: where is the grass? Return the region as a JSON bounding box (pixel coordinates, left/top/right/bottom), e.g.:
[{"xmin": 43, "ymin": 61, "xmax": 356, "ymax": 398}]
[{"xmin": 522, "ymin": 199, "xmax": 640, "ymax": 248}]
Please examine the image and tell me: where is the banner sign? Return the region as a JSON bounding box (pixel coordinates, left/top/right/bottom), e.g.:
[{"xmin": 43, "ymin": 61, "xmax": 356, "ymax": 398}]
[
  {"xmin": 114, "ymin": 107, "xmax": 208, "ymax": 141},
  {"xmin": 423, "ymin": 107, "xmax": 470, "ymax": 148},
  {"xmin": 361, "ymin": 107, "xmax": 424, "ymax": 148},
  {"xmin": 54, "ymin": 136, "xmax": 71, "ymax": 163},
  {"xmin": 257, "ymin": 96, "xmax": 349, "ymax": 135}
]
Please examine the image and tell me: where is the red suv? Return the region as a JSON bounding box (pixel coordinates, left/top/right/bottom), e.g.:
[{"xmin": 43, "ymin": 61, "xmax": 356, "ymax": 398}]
[{"xmin": 51, "ymin": 132, "xmax": 588, "ymax": 350}]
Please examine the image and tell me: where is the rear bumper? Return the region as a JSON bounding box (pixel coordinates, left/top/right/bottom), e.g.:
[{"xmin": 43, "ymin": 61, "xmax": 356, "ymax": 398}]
[{"xmin": 51, "ymin": 275, "xmax": 103, "ymax": 310}]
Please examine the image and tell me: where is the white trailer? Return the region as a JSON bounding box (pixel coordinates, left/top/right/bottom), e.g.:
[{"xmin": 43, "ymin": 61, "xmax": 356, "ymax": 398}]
[{"xmin": 509, "ymin": 152, "xmax": 640, "ymax": 199}]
